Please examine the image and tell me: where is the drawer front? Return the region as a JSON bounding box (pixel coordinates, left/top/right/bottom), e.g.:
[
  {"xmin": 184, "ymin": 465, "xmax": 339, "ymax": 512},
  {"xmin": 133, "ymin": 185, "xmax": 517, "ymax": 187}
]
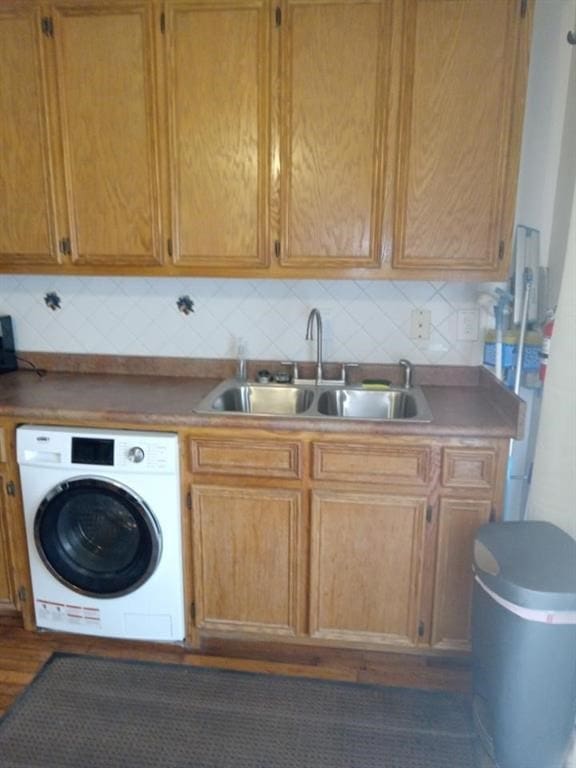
[
  {"xmin": 441, "ymin": 447, "xmax": 496, "ymax": 489},
  {"xmin": 312, "ymin": 442, "xmax": 431, "ymax": 486},
  {"xmin": 190, "ymin": 437, "xmax": 302, "ymax": 479}
]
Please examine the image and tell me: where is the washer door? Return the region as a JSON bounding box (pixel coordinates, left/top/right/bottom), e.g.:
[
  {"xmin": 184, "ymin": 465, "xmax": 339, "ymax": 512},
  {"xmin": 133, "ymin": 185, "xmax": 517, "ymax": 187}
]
[{"xmin": 34, "ymin": 477, "xmax": 162, "ymax": 598}]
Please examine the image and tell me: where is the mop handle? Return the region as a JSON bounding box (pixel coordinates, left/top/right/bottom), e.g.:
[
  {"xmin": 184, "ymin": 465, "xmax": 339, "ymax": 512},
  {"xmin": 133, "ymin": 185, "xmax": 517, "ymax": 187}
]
[{"xmin": 514, "ymin": 268, "xmax": 533, "ymax": 395}]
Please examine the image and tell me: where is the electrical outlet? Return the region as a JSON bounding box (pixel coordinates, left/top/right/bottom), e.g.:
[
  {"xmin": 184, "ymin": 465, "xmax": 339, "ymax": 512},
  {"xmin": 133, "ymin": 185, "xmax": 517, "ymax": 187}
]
[
  {"xmin": 457, "ymin": 309, "xmax": 479, "ymax": 341},
  {"xmin": 410, "ymin": 309, "xmax": 431, "ymax": 340}
]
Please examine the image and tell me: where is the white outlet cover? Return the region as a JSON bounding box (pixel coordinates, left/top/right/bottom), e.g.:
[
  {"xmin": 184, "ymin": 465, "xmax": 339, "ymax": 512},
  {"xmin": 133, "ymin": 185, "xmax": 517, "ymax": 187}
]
[{"xmin": 410, "ymin": 309, "xmax": 431, "ymax": 340}]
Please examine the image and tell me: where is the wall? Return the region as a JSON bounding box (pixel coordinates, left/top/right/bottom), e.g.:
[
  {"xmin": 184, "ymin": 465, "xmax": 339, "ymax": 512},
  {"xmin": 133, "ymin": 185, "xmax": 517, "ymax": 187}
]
[
  {"xmin": 514, "ymin": 0, "xmax": 576, "ymax": 296},
  {"xmin": 547, "ymin": 0, "xmax": 576, "ymax": 304},
  {"xmin": 0, "ymin": 275, "xmax": 489, "ymax": 366},
  {"xmin": 527, "ymin": 172, "xmax": 576, "ymax": 539}
]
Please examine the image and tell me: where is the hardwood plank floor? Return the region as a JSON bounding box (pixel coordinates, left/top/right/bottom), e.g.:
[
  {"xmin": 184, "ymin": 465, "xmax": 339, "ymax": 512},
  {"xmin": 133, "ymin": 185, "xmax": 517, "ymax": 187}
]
[{"xmin": 0, "ymin": 619, "xmax": 470, "ymax": 717}]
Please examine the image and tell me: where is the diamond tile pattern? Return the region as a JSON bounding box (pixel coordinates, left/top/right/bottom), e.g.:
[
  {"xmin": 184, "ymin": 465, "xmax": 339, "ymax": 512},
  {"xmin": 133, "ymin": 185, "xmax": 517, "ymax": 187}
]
[{"xmin": 0, "ymin": 275, "xmax": 495, "ymax": 365}]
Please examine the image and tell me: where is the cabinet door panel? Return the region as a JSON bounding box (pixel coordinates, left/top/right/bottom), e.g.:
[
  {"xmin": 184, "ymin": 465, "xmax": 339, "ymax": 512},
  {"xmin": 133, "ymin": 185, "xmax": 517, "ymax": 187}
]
[
  {"xmin": 54, "ymin": 3, "xmax": 162, "ymax": 267},
  {"xmin": 394, "ymin": 0, "xmax": 523, "ymax": 272},
  {"xmin": 431, "ymin": 498, "xmax": 492, "ymax": 649},
  {"xmin": 442, "ymin": 447, "xmax": 496, "ymax": 490},
  {"xmin": 0, "ymin": 478, "xmax": 16, "ymax": 610},
  {"xmin": 190, "ymin": 436, "xmax": 302, "ymax": 479},
  {"xmin": 313, "ymin": 441, "xmax": 431, "ymax": 486},
  {"xmin": 0, "ymin": 7, "xmax": 60, "ymax": 267},
  {"xmin": 192, "ymin": 485, "xmax": 304, "ymax": 636},
  {"xmin": 167, "ymin": 1, "xmax": 270, "ymax": 268},
  {"xmin": 279, "ymin": 0, "xmax": 395, "ymax": 268},
  {"xmin": 310, "ymin": 491, "xmax": 426, "ymax": 646}
]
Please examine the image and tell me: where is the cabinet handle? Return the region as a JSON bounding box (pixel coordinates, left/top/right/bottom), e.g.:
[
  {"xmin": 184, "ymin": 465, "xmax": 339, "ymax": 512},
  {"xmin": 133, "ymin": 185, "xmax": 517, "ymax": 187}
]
[
  {"xmin": 41, "ymin": 16, "xmax": 54, "ymax": 38},
  {"xmin": 568, "ymin": 30, "xmax": 576, "ymax": 45},
  {"xmin": 6, "ymin": 481, "xmax": 15, "ymax": 497}
]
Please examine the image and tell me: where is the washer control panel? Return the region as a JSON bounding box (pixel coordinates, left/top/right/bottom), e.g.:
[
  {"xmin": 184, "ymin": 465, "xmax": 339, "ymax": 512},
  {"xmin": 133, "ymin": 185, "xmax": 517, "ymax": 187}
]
[{"xmin": 17, "ymin": 426, "xmax": 178, "ymax": 475}]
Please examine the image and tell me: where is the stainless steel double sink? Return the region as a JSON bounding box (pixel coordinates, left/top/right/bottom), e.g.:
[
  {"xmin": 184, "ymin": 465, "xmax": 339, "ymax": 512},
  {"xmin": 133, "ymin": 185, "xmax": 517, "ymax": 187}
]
[{"xmin": 196, "ymin": 379, "xmax": 433, "ymax": 422}]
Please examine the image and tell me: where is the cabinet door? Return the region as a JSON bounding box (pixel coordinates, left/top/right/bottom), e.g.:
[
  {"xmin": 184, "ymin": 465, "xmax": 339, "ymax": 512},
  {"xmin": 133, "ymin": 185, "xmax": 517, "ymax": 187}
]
[
  {"xmin": 430, "ymin": 498, "xmax": 492, "ymax": 650},
  {"xmin": 0, "ymin": 6, "xmax": 61, "ymax": 268},
  {"xmin": 192, "ymin": 485, "xmax": 305, "ymax": 636},
  {"xmin": 278, "ymin": 0, "xmax": 397, "ymax": 269},
  {"xmin": 310, "ymin": 491, "xmax": 426, "ymax": 646},
  {"xmin": 165, "ymin": 1, "xmax": 270, "ymax": 269},
  {"xmin": 393, "ymin": 0, "xmax": 527, "ymax": 274},
  {"xmin": 0, "ymin": 476, "xmax": 16, "ymax": 612},
  {"xmin": 53, "ymin": 2, "xmax": 163, "ymax": 268}
]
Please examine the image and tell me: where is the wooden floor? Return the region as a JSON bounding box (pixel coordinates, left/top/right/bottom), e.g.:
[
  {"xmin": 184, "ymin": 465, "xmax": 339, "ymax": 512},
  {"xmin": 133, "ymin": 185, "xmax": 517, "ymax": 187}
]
[{"xmin": 0, "ymin": 617, "xmax": 470, "ymax": 717}]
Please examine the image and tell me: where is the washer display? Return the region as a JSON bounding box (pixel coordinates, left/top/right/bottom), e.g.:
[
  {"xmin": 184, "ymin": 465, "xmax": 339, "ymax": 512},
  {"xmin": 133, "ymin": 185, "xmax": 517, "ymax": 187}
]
[{"xmin": 17, "ymin": 426, "xmax": 185, "ymax": 642}]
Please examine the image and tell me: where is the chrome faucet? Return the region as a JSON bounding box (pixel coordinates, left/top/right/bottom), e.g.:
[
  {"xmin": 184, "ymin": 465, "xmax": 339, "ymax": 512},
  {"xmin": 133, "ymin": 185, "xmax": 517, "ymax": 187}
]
[
  {"xmin": 399, "ymin": 358, "xmax": 413, "ymax": 389},
  {"xmin": 305, "ymin": 308, "xmax": 323, "ymax": 384}
]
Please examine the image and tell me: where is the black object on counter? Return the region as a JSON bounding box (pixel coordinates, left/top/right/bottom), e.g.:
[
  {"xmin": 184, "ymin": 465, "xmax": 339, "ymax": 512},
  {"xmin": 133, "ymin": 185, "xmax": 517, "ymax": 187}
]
[{"xmin": 0, "ymin": 316, "xmax": 17, "ymax": 374}]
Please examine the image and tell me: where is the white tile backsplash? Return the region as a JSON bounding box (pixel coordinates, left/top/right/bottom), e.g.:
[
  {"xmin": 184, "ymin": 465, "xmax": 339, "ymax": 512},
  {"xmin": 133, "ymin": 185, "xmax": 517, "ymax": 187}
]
[{"xmin": 0, "ymin": 275, "xmax": 494, "ymax": 365}]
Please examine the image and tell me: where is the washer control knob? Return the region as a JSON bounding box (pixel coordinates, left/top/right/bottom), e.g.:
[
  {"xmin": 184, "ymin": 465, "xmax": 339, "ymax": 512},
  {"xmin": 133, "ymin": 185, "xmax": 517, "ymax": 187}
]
[{"xmin": 127, "ymin": 446, "xmax": 145, "ymax": 464}]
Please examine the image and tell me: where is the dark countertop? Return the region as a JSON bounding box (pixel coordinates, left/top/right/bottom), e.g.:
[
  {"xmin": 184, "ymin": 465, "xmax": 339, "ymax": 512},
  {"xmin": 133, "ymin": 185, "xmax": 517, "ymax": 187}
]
[{"xmin": 0, "ymin": 366, "xmax": 524, "ymax": 438}]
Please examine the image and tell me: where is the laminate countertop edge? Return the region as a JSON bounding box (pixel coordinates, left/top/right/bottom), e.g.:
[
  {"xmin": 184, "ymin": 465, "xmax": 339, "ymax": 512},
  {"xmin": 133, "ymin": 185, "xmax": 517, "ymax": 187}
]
[{"xmin": 0, "ymin": 366, "xmax": 525, "ymax": 439}]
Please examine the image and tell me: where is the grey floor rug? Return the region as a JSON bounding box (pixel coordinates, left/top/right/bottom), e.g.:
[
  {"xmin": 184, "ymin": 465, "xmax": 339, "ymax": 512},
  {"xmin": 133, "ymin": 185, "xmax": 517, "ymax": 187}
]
[{"xmin": 0, "ymin": 652, "xmax": 477, "ymax": 767}]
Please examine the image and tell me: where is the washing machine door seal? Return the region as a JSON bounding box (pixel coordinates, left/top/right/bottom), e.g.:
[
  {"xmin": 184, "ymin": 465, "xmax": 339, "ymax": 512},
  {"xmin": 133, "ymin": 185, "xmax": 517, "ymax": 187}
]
[{"xmin": 34, "ymin": 477, "xmax": 162, "ymax": 598}]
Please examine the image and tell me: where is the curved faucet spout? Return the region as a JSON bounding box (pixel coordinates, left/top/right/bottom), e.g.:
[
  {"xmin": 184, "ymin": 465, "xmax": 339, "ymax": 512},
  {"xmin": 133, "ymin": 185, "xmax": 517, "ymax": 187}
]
[{"xmin": 306, "ymin": 308, "xmax": 323, "ymax": 384}]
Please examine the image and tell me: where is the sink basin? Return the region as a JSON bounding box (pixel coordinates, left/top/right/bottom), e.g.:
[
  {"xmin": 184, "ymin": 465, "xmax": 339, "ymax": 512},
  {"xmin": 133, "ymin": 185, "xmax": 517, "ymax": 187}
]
[
  {"xmin": 316, "ymin": 387, "xmax": 432, "ymax": 421},
  {"xmin": 196, "ymin": 379, "xmax": 432, "ymax": 422},
  {"xmin": 208, "ymin": 383, "xmax": 315, "ymax": 416}
]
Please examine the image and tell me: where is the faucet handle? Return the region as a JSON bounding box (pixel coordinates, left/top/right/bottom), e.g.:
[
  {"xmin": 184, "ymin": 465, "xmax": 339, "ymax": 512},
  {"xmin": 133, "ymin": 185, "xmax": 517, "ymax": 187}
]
[
  {"xmin": 399, "ymin": 358, "xmax": 413, "ymax": 389},
  {"xmin": 281, "ymin": 361, "xmax": 299, "ymax": 381},
  {"xmin": 341, "ymin": 362, "xmax": 359, "ymax": 385}
]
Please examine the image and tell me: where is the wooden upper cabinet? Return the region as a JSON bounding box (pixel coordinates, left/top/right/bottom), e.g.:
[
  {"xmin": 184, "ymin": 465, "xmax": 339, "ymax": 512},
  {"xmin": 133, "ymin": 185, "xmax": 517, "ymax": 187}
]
[
  {"xmin": 52, "ymin": 2, "xmax": 163, "ymax": 267},
  {"xmin": 0, "ymin": 0, "xmax": 531, "ymax": 279},
  {"xmin": 277, "ymin": 0, "xmax": 397, "ymax": 269},
  {"xmin": 165, "ymin": 1, "xmax": 270, "ymax": 269},
  {"xmin": 392, "ymin": 0, "xmax": 528, "ymax": 275},
  {"xmin": 0, "ymin": 6, "xmax": 61, "ymax": 268}
]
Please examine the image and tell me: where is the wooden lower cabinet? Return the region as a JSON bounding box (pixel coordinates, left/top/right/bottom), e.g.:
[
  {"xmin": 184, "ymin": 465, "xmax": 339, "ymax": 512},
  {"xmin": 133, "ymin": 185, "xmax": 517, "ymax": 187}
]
[
  {"xmin": 191, "ymin": 484, "xmax": 306, "ymax": 637},
  {"xmin": 309, "ymin": 491, "xmax": 427, "ymax": 647},
  {"xmin": 0, "ymin": 475, "xmax": 17, "ymax": 613},
  {"xmin": 187, "ymin": 430, "xmax": 507, "ymax": 654},
  {"xmin": 430, "ymin": 498, "xmax": 493, "ymax": 650}
]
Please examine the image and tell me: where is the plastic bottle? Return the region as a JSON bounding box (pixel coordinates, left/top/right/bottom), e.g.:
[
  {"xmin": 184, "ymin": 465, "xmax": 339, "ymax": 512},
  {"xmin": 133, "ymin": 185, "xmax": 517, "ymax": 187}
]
[{"xmin": 236, "ymin": 338, "xmax": 247, "ymax": 381}]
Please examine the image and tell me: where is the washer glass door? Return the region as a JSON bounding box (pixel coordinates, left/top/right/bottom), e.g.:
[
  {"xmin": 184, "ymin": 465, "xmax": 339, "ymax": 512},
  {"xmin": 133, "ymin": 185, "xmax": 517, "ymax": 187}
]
[{"xmin": 35, "ymin": 477, "xmax": 162, "ymax": 597}]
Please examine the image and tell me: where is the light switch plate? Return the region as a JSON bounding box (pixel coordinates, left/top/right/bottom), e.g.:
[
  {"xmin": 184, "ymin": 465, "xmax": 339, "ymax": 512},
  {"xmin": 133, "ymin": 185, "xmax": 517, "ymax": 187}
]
[{"xmin": 457, "ymin": 309, "xmax": 479, "ymax": 341}]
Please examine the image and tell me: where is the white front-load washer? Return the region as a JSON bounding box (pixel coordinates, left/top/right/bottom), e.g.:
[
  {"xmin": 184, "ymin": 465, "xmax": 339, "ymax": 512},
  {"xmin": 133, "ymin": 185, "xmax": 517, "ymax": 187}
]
[{"xmin": 17, "ymin": 425, "xmax": 185, "ymax": 642}]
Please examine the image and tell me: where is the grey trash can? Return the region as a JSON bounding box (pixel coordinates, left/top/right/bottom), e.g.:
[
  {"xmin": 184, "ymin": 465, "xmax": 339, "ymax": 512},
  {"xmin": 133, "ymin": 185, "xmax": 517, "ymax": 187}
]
[{"xmin": 472, "ymin": 521, "xmax": 576, "ymax": 768}]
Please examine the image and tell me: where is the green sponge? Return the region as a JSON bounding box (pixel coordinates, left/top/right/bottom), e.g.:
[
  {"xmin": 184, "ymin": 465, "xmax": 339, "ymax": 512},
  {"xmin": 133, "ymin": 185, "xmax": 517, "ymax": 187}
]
[{"xmin": 361, "ymin": 378, "xmax": 391, "ymax": 390}]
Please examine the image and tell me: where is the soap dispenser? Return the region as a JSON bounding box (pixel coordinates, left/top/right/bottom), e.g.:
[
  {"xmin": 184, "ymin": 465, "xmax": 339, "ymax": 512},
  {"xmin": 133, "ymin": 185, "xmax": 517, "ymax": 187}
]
[{"xmin": 236, "ymin": 338, "xmax": 247, "ymax": 381}]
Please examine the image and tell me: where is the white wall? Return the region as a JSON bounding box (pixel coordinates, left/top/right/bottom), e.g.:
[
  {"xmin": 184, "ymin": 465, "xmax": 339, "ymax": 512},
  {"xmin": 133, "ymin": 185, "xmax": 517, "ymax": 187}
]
[
  {"xmin": 515, "ymin": 0, "xmax": 576, "ymax": 295},
  {"xmin": 0, "ymin": 275, "xmax": 489, "ymax": 365},
  {"xmin": 527, "ymin": 175, "xmax": 576, "ymax": 538}
]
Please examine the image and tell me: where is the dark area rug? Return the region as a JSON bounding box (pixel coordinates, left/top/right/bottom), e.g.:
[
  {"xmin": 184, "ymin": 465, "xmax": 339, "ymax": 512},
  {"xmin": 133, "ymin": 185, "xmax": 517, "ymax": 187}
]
[{"xmin": 0, "ymin": 652, "xmax": 478, "ymax": 767}]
